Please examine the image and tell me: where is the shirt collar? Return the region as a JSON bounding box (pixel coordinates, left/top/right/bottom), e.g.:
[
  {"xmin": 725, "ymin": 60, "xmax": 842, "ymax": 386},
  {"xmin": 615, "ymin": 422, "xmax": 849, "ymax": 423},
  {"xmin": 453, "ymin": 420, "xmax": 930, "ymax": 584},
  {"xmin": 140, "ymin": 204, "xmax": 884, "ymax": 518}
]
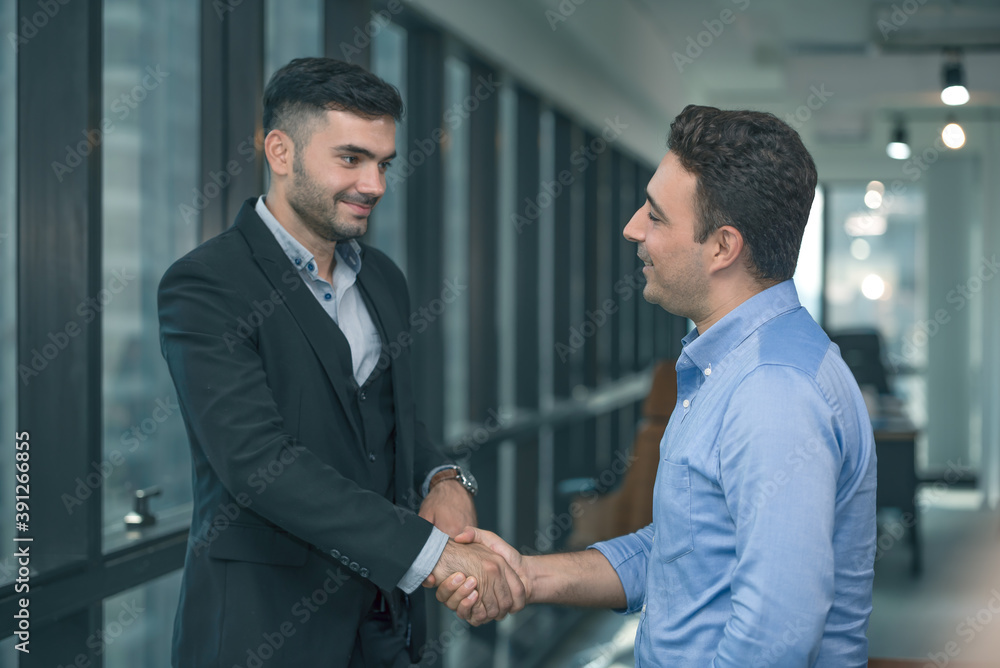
[
  {"xmin": 255, "ymin": 195, "xmax": 363, "ymax": 278},
  {"xmin": 679, "ymin": 280, "xmax": 802, "ymax": 374}
]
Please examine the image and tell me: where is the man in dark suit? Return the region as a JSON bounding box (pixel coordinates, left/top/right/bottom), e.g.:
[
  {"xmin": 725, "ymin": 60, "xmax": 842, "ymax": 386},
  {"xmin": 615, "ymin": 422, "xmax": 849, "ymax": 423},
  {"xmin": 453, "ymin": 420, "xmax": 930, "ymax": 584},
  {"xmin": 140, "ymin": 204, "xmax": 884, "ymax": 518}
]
[{"xmin": 158, "ymin": 57, "xmax": 523, "ymax": 667}]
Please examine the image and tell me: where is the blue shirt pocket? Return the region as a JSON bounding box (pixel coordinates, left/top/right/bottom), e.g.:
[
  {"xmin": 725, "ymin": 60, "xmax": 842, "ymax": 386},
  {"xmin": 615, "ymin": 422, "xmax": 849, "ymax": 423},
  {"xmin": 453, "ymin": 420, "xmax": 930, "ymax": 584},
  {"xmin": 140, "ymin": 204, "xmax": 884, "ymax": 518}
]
[{"xmin": 658, "ymin": 460, "xmax": 694, "ymax": 562}]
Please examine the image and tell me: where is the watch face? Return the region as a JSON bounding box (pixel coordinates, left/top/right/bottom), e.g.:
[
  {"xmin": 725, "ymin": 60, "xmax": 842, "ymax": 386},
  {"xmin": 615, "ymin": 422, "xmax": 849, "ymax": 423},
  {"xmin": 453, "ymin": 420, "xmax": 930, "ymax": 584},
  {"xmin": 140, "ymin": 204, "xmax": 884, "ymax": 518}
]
[{"xmin": 459, "ymin": 469, "xmax": 478, "ymax": 495}]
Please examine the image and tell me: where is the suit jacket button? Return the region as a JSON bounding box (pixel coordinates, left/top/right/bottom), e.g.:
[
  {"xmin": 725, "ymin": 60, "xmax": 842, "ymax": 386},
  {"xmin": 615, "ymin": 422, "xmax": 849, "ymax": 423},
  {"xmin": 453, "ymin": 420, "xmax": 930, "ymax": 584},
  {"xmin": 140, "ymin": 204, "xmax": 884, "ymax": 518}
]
[
  {"xmin": 330, "ymin": 549, "xmax": 340, "ymax": 559},
  {"xmin": 349, "ymin": 561, "xmax": 359, "ymax": 572},
  {"xmin": 360, "ymin": 568, "xmax": 369, "ymax": 578},
  {"xmin": 341, "ymin": 556, "xmax": 350, "ymax": 566},
  {"xmin": 368, "ymin": 453, "xmax": 376, "ymax": 462}
]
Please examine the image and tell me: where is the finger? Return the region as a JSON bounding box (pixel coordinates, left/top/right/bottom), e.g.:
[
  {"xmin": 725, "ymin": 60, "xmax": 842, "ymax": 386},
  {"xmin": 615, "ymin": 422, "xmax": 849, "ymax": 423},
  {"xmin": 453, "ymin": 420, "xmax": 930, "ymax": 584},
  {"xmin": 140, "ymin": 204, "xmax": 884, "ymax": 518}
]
[
  {"xmin": 436, "ymin": 573, "xmax": 466, "ymax": 605},
  {"xmin": 445, "ymin": 576, "xmax": 477, "ymax": 610},
  {"xmin": 456, "ymin": 589, "xmax": 478, "ymax": 620},
  {"xmin": 469, "ymin": 600, "xmax": 490, "ymax": 626},
  {"xmin": 424, "ymin": 573, "xmax": 437, "ymax": 588}
]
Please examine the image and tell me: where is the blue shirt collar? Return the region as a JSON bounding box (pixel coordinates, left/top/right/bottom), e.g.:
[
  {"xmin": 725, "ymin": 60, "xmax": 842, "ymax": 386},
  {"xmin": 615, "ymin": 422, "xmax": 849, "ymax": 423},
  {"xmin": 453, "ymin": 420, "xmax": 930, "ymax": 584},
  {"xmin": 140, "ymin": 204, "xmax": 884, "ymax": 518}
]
[
  {"xmin": 255, "ymin": 195, "xmax": 363, "ymax": 277},
  {"xmin": 679, "ymin": 280, "xmax": 802, "ymax": 374}
]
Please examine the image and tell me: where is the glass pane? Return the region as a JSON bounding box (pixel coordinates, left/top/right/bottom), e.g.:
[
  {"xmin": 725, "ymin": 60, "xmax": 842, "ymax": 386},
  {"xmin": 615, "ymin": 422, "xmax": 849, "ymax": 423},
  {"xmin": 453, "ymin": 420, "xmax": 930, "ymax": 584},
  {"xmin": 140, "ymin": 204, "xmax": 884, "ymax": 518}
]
[
  {"xmin": 370, "ymin": 22, "xmax": 408, "ymax": 275},
  {"xmin": 794, "ymin": 187, "xmax": 824, "ymax": 323},
  {"xmin": 264, "ymin": 0, "xmax": 323, "ymax": 85},
  {"xmin": 824, "ymin": 181, "xmax": 927, "ymax": 428},
  {"xmin": 0, "ymin": 635, "xmax": 16, "ymax": 668},
  {"xmin": 102, "ymin": 0, "xmax": 199, "ymax": 550},
  {"xmin": 103, "ymin": 569, "xmax": 183, "ymax": 668},
  {"xmin": 0, "ymin": 0, "xmax": 17, "ymax": 587},
  {"xmin": 442, "ymin": 55, "xmax": 470, "ymax": 441}
]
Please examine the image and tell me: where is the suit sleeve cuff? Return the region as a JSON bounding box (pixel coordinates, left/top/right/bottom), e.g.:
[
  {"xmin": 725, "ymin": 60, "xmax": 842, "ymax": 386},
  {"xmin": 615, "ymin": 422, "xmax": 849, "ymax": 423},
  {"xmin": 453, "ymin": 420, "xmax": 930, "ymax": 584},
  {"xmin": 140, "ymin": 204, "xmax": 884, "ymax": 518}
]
[
  {"xmin": 397, "ymin": 526, "xmax": 449, "ymax": 594},
  {"xmin": 421, "ymin": 465, "xmax": 456, "ymax": 498}
]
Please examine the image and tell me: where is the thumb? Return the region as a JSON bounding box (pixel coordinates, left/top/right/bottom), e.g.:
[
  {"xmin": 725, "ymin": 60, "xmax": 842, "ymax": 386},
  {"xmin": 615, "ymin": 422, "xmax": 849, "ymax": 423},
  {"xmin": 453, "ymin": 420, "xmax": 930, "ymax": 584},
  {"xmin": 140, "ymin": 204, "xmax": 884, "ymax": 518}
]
[{"xmin": 454, "ymin": 526, "xmax": 478, "ymax": 544}]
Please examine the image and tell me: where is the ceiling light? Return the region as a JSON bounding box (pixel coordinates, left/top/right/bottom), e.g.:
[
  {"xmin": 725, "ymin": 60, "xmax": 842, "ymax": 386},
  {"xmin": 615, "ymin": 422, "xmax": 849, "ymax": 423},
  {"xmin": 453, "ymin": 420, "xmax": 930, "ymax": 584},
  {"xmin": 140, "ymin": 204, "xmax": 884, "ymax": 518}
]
[
  {"xmin": 886, "ymin": 118, "xmax": 910, "ymax": 160},
  {"xmin": 942, "ymin": 120, "xmax": 966, "ymax": 149},
  {"xmin": 864, "ymin": 190, "xmax": 883, "ymax": 209},
  {"xmin": 861, "ymin": 274, "xmax": 886, "ymax": 301},
  {"xmin": 941, "ymin": 50, "xmax": 970, "ymax": 106}
]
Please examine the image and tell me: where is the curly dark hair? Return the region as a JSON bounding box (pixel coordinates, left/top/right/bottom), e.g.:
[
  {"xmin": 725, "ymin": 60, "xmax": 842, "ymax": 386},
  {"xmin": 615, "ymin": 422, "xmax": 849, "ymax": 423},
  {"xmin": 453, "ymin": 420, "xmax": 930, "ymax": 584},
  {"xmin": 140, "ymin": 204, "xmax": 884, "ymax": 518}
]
[
  {"xmin": 667, "ymin": 105, "xmax": 817, "ymax": 282},
  {"xmin": 263, "ymin": 57, "xmax": 404, "ymax": 150}
]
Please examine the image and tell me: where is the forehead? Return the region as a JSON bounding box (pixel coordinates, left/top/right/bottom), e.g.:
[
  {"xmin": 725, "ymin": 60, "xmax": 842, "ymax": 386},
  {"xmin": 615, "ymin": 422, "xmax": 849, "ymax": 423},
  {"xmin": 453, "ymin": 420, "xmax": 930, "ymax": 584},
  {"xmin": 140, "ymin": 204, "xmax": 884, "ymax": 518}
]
[
  {"xmin": 309, "ymin": 109, "xmax": 396, "ymax": 145},
  {"xmin": 649, "ymin": 151, "xmax": 698, "ymax": 213}
]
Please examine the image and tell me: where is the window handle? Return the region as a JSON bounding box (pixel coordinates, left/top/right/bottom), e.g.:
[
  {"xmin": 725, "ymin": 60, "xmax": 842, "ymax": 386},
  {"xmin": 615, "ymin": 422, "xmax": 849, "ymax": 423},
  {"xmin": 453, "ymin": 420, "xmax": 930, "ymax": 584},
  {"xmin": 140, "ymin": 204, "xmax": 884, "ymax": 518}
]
[{"xmin": 124, "ymin": 486, "xmax": 162, "ymax": 528}]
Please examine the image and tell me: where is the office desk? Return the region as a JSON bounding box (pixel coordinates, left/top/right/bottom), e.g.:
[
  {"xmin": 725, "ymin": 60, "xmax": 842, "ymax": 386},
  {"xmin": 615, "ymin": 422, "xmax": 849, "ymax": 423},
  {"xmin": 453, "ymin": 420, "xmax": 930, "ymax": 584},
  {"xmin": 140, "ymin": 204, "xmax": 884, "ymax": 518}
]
[{"xmin": 872, "ymin": 411, "xmax": 920, "ymax": 576}]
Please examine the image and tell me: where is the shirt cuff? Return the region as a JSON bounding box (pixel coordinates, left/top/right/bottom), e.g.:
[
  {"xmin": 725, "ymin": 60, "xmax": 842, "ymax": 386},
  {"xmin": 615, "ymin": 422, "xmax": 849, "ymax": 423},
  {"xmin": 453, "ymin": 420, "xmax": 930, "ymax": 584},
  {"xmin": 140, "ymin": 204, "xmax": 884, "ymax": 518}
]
[
  {"xmin": 397, "ymin": 526, "xmax": 449, "ymax": 594},
  {"xmin": 589, "ymin": 535, "xmax": 650, "ymax": 614},
  {"xmin": 421, "ymin": 465, "xmax": 457, "ymax": 498}
]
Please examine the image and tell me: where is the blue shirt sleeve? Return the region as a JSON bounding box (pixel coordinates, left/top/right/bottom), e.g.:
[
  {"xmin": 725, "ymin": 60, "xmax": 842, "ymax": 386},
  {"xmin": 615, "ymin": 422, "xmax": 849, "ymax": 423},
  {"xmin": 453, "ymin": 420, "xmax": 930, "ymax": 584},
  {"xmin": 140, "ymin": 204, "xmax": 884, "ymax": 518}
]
[
  {"xmin": 713, "ymin": 364, "xmax": 841, "ymax": 667},
  {"xmin": 589, "ymin": 523, "xmax": 655, "ymax": 614}
]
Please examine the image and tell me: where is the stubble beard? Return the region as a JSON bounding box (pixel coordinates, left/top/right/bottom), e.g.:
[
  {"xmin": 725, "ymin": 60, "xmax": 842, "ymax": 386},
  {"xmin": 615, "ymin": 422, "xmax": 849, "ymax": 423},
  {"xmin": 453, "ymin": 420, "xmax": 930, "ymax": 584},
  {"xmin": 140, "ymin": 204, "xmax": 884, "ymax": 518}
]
[{"xmin": 287, "ymin": 153, "xmax": 371, "ymax": 243}]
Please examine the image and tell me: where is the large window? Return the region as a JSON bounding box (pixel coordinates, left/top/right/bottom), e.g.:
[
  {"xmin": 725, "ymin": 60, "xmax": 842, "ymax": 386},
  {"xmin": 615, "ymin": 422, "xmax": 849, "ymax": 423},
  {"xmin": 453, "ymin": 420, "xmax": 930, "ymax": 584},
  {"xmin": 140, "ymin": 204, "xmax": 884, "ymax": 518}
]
[
  {"xmin": 101, "ymin": 0, "xmax": 200, "ymax": 549},
  {"xmin": 369, "ymin": 22, "xmax": 408, "ymax": 274},
  {"xmin": 0, "ymin": 0, "xmax": 17, "ymax": 590}
]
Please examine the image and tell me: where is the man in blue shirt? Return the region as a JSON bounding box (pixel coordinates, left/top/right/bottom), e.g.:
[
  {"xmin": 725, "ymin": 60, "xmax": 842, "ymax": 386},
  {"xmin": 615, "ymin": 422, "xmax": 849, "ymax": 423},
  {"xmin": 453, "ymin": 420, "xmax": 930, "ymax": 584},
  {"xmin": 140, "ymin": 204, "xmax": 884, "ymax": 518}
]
[{"xmin": 433, "ymin": 105, "xmax": 877, "ymax": 666}]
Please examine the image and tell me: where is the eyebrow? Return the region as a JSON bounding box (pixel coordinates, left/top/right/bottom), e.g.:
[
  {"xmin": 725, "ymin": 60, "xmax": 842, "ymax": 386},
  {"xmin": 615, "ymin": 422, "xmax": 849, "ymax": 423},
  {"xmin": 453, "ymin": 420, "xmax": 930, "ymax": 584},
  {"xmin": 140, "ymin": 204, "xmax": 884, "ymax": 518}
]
[
  {"xmin": 333, "ymin": 144, "xmax": 397, "ymax": 162},
  {"xmin": 645, "ymin": 190, "xmax": 668, "ymax": 219}
]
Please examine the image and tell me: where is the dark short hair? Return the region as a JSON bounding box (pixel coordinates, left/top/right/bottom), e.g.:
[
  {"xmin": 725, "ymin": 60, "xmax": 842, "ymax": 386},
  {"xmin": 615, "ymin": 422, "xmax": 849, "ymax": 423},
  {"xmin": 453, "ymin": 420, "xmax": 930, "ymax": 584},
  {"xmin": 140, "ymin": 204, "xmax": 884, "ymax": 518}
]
[
  {"xmin": 263, "ymin": 57, "xmax": 403, "ymax": 149},
  {"xmin": 667, "ymin": 104, "xmax": 817, "ymax": 282}
]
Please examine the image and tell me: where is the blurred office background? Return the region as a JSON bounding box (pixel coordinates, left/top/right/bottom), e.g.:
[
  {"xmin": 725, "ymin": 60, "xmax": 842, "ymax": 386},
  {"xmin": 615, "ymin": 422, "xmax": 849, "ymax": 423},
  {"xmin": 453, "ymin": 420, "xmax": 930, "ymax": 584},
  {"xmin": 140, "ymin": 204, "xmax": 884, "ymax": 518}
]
[{"xmin": 1, "ymin": 0, "xmax": 999, "ymax": 665}]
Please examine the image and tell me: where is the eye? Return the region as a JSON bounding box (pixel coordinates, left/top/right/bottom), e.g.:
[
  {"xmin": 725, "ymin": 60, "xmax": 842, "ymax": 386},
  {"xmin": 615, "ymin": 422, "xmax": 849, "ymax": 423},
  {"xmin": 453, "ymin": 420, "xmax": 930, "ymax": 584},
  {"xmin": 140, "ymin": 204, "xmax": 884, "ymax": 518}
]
[
  {"xmin": 647, "ymin": 211, "xmax": 660, "ymax": 223},
  {"xmin": 379, "ymin": 161, "xmax": 392, "ymax": 171},
  {"xmin": 342, "ymin": 155, "xmax": 359, "ymax": 165}
]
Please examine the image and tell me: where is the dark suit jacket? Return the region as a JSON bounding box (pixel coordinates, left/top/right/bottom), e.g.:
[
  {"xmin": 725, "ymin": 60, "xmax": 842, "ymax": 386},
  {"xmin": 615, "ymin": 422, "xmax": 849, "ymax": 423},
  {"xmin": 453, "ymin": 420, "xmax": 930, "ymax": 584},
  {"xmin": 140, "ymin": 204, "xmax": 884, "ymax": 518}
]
[{"xmin": 158, "ymin": 198, "xmax": 449, "ymax": 667}]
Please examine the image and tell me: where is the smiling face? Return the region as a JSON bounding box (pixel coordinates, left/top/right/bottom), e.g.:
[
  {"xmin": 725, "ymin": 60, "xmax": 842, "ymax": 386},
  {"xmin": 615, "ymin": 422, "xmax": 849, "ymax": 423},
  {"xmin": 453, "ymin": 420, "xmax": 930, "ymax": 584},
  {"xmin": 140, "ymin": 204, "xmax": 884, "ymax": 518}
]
[
  {"xmin": 281, "ymin": 109, "xmax": 396, "ymax": 242},
  {"xmin": 623, "ymin": 151, "xmax": 711, "ymax": 320}
]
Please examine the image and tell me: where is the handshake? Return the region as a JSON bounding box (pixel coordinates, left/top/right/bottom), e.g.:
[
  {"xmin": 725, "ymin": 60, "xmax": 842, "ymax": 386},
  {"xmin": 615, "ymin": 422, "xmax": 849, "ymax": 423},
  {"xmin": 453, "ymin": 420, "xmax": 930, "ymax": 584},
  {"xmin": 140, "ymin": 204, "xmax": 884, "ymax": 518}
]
[{"xmin": 423, "ymin": 527, "xmax": 530, "ymax": 626}]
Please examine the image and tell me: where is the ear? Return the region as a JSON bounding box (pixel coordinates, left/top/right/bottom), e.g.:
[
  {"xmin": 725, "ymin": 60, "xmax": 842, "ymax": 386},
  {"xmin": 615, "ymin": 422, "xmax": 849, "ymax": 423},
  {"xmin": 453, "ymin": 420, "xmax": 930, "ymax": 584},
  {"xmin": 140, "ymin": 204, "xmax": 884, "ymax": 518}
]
[
  {"xmin": 707, "ymin": 225, "xmax": 745, "ymax": 274},
  {"xmin": 264, "ymin": 129, "xmax": 294, "ymax": 177}
]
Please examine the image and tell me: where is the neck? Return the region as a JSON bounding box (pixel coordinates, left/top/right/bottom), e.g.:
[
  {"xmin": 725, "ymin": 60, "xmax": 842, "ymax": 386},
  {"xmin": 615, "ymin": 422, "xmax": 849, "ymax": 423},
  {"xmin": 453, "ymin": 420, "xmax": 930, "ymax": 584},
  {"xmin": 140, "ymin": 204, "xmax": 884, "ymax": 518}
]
[
  {"xmin": 694, "ymin": 276, "xmax": 774, "ymax": 334},
  {"xmin": 264, "ymin": 189, "xmax": 337, "ymax": 283}
]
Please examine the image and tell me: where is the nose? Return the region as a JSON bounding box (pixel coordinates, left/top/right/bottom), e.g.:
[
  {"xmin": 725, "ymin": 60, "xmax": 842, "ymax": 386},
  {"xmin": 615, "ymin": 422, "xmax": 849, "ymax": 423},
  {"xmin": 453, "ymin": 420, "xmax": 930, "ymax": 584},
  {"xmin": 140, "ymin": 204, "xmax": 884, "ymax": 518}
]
[
  {"xmin": 623, "ymin": 206, "xmax": 645, "ymax": 242},
  {"xmin": 356, "ymin": 162, "xmax": 386, "ymax": 198}
]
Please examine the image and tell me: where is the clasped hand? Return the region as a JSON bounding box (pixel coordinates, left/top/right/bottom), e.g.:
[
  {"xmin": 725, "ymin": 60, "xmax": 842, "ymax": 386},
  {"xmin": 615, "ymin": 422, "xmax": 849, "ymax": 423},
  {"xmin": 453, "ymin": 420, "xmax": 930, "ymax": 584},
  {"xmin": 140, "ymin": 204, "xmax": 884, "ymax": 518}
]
[{"xmin": 423, "ymin": 527, "xmax": 529, "ymax": 626}]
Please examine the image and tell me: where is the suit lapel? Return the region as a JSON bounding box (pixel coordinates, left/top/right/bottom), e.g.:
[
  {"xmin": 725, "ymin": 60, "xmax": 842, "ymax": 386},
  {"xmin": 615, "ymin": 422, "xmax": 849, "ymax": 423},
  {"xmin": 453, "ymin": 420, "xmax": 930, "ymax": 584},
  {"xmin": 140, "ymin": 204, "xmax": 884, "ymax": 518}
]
[{"xmin": 231, "ymin": 199, "xmax": 363, "ymax": 443}]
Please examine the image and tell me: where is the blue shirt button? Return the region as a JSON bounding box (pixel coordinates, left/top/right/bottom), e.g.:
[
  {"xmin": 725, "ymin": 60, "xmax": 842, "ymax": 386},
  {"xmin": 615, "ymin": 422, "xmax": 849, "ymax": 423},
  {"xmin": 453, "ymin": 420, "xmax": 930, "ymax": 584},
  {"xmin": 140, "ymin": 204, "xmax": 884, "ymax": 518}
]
[
  {"xmin": 307, "ymin": 262, "xmax": 315, "ymax": 271},
  {"xmin": 294, "ymin": 258, "xmax": 301, "ymax": 265},
  {"xmin": 324, "ymin": 293, "xmax": 332, "ymax": 301}
]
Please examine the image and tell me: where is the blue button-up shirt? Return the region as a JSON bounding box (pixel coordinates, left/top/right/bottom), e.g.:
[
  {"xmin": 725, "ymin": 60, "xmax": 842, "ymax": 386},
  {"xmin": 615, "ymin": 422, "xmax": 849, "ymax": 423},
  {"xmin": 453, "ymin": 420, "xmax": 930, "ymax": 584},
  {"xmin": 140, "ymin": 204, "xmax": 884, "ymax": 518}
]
[{"xmin": 592, "ymin": 280, "xmax": 877, "ymax": 667}]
